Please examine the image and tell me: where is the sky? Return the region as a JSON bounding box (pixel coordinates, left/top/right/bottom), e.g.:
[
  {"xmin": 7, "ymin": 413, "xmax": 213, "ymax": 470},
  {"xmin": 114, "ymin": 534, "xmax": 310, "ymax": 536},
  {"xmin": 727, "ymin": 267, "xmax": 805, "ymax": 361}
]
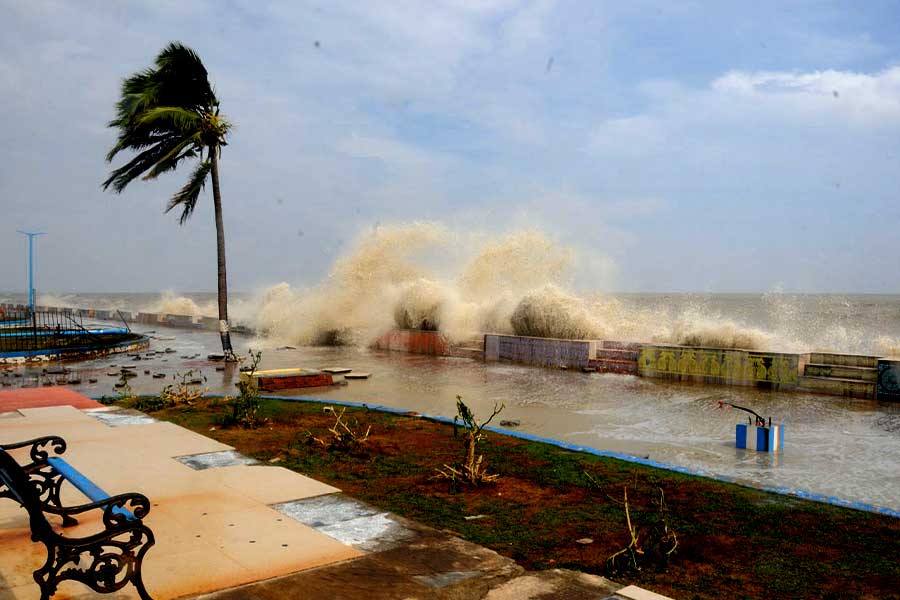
[{"xmin": 2, "ymin": 0, "xmax": 900, "ymax": 294}]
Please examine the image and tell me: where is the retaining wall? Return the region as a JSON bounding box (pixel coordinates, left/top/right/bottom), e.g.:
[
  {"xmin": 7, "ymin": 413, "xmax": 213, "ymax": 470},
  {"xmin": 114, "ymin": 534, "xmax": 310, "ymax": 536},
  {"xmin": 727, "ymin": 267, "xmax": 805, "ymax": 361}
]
[
  {"xmin": 637, "ymin": 345, "xmax": 804, "ymax": 390},
  {"xmin": 484, "ymin": 334, "xmax": 596, "ymax": 369}
]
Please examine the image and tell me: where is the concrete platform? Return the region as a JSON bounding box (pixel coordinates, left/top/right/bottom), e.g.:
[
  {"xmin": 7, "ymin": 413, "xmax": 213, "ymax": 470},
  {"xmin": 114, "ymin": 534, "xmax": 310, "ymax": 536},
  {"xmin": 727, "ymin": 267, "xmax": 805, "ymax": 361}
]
[{"xmin": 0, "ymin": 395, "xmax": 360, "ymax": 600}]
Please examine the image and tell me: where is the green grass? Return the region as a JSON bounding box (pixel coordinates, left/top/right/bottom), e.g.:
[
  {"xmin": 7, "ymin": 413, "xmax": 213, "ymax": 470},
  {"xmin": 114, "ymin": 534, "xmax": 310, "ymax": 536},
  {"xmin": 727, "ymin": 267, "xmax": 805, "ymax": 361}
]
[{"xmin": 115, "ymin": 395, "xmax": 900, "ymax": 600}]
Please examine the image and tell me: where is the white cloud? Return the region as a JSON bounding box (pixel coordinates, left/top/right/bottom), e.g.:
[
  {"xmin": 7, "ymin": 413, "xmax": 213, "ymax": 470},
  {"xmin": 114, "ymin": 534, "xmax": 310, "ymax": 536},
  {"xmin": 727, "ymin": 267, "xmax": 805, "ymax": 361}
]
[
  {"xmin": 3, "ymin": 2, "xmax": 900, "ymax": 293},
  {"xmin": 711, "ymin": 67, "xmax": 900, "ymax": 123}
]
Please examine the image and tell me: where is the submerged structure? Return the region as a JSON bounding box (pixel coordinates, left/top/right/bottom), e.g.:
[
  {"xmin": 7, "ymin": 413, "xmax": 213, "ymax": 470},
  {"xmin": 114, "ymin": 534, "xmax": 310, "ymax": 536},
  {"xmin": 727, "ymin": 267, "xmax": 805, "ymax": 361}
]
[{"xmin": 0, "ymin": 306, "xmax": 147, "ymax": 364}]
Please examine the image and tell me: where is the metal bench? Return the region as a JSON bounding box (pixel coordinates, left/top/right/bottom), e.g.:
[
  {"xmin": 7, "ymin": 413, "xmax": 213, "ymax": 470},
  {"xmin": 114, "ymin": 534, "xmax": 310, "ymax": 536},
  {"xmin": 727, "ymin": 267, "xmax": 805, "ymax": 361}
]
[{"xmin": 0, "ymin": 437, "xmax": 155, "ymax": 600}]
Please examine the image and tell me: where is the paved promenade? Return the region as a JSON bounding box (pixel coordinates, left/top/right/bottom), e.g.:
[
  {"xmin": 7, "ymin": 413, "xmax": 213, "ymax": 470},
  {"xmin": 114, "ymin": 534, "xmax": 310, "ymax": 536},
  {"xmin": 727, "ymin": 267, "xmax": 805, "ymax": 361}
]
[{"xmin": 0, "ymin": 389, "xmax": 670, "ymax": 600}]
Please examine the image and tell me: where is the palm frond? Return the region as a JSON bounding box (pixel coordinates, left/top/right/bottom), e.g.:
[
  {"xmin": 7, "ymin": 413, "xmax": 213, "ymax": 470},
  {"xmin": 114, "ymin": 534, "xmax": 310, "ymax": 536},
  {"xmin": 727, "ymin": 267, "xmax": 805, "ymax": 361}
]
[
  {"xmin": 105, "ymin": 41, "xmax": 225, "ymax": 200},
  {"xmin": 153, "ymin": 42, "xmax": 217, "ymax": 111},
  {"xmin": 142, "ymin": 132, "xmax": 203, "ymax": 180},
  {"xmin": 102, "ymin": 136, "xmax": 185, "ymax": 192},
  {"xmin": 137, "ymin": 106, "xmax": 201, "ymax": 131},
  {"xmin": 166, "ymin": 159, "xmax": 212, "ymax": 224}
]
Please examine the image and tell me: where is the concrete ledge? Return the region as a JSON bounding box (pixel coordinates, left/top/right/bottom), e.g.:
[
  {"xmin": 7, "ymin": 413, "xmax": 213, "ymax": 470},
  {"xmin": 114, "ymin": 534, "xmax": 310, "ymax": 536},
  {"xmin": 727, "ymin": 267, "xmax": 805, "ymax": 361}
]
[{"xmin": 809, "ymin": 352, "xmax": 879, "ymax": 368}]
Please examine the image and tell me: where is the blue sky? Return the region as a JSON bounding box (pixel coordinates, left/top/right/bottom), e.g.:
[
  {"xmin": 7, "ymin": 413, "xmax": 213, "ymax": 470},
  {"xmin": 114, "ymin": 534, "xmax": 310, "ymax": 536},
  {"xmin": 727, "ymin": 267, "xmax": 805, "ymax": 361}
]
[{"xmin": 2, "ymin": 0, "xmax": 900, "ymax": 293}]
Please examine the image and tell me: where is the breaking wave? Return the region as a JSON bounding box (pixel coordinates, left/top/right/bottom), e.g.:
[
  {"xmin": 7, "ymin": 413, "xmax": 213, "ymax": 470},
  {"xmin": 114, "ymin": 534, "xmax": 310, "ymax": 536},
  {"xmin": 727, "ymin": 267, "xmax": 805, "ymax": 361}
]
[
  {"xmin": 244, "ymin": 223, "xmax": 804, "ymax": 350},
  {"xmin": 145, "ymin": 290, "xmax": 217, "ymax": 317}
]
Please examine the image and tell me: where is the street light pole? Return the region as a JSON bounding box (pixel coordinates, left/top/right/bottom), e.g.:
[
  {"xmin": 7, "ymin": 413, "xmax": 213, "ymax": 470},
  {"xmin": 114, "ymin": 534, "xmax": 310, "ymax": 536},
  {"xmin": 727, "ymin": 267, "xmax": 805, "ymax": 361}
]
[{"xmin": 16, "ymin": 230, "xmax": 46, "ymax": 313}]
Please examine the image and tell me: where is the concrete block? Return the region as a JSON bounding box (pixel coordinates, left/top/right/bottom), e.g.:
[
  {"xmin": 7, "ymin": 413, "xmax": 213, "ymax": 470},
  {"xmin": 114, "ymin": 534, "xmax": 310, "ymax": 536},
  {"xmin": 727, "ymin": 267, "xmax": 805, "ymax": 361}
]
[
  {"xmin": 165, "ymin": 314, "xmax": 198, "ymax": 328},
  {"xmin": 877, "ymin": 359, "xmax": 900, "ymax": 402},
  {"xmin": 243, "ymin": 368, "xmax": 334, "ymax": 391},
  {"xmin": 372, "ymin": 330, "xmax": 450, "ymax": 355}
]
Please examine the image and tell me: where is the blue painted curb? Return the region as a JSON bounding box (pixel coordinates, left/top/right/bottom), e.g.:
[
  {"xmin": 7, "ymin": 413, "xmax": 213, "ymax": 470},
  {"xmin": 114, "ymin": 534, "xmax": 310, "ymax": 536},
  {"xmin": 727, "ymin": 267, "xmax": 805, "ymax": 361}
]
[{"xmin": 92, "ymin": 392, "xmax": 900, "ymax": 519}]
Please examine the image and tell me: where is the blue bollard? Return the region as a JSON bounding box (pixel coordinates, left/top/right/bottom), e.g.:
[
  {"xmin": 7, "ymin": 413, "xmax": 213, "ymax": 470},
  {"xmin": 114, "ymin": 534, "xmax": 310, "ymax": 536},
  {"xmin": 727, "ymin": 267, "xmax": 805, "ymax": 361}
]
[{"xmin": 736, "ymin": 423, "xmax": 784, "ymax": 452}]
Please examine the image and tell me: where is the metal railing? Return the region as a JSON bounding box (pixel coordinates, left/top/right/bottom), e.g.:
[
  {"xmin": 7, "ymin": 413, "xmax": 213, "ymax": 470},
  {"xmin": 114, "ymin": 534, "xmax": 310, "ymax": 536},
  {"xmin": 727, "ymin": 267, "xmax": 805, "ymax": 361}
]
[{"xmin": 0, "ymin": 307, "xmax": 106, "ymax": 353}]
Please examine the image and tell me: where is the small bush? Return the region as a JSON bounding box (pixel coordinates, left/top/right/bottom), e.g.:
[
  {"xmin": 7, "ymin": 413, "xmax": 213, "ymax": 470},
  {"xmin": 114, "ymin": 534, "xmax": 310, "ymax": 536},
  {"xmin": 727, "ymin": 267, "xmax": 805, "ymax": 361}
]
[
  {"xmin": 305, "ymin": 406, "xmax": 372, "ymax": 454},
  {"xmin": 160, "ymin": 370, "xmax": 207, "ymax": 406},
  {"xmin": 135, "ymin": 395, "xmax": 173, "ymax": 412},
  {"xmin": 225, "ymin": 350, "xmax": 262, "ymax": 428},
  {"xmin": 605, "ymin": 485, "xmax": 678, "ymax": 576},
  {"xmin": 433, "ymin": 395, "xmax": 504, "ymax": 487}
]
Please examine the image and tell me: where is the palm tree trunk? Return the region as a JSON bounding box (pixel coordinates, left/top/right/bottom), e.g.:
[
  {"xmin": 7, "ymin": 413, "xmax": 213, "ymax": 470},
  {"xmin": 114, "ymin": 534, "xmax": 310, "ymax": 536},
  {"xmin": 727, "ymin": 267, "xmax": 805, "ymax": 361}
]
[{"xmin": 210, "ymin": 146, "xmax": 237, "ymax": 361}]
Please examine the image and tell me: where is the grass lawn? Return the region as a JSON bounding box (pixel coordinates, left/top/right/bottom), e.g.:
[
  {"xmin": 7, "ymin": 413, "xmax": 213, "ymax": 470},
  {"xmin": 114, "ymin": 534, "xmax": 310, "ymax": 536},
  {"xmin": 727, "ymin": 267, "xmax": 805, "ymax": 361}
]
[{"xmin": 114, "ymin": 395, "xmax": 900, "ymax": 600}]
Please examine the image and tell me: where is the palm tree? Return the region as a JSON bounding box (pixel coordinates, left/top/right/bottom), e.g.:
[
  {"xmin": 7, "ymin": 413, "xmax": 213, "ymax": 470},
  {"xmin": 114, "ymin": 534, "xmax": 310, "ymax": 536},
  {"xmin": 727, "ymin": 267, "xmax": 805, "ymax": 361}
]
[{"xmin": 103, "ymin": 42, "xmax": 237, "ymax": 361}]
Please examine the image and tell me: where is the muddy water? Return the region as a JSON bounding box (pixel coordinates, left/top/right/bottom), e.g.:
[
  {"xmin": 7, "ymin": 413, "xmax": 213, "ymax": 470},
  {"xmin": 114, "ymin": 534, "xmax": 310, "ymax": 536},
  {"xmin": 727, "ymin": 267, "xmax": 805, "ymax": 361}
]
[{"xmin": 6, "ymin": 322, "xmax": 900, "ymax": 512}]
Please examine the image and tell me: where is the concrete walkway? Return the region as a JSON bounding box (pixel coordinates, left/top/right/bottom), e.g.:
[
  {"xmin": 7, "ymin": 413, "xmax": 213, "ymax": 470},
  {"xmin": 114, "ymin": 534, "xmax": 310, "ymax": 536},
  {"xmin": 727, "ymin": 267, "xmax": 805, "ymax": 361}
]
[
  {"xmin": 0, "ymin": 389, "xmax": 672, "ymax": 600},
  {"xmin": 0, "ymin": 403, "xmax": 359, "ymax": 599}
]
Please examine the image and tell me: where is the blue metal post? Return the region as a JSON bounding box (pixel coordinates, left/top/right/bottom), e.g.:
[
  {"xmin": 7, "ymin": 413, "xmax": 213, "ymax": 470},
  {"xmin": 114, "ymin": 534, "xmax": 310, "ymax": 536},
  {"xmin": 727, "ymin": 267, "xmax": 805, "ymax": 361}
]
[{"xmin": 16, "ymin": 230, "xmax": 46, "ymax": 312}]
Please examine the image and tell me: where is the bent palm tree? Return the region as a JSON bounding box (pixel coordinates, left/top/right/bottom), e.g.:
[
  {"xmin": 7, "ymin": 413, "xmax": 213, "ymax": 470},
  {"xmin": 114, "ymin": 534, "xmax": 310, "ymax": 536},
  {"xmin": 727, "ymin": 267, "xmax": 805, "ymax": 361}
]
[{"xmin": 103, "ymin": 42, "xmax": 237, "ymax": 361}]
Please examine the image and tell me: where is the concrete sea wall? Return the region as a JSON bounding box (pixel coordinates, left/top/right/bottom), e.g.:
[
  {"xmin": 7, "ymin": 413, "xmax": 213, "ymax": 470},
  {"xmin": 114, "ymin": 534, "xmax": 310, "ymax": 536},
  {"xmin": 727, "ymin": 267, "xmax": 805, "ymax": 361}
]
[
  {"xmin": 482, "ymin": 332, "xmax": 895, "ymax": 401},
  {"xmin": 0, "ymin": 304, "xmax": 251, "ymax": 334},
  {"xmin": 637, "ymin": 345, "xmax": 804, "ymax": 391},
  {"xmin": 484, "ymin": 334, "xmax": 596, "ymax": 369},
  {"xmin": 5, "ymin": 303, "xmax": 898, "ymax": 401}
]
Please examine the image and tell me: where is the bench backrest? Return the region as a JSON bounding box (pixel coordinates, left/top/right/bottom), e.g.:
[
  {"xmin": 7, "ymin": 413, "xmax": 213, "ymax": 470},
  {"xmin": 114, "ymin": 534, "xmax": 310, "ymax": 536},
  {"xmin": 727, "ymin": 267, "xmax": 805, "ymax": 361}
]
[{"xmin": 0, "ymin": 448, "xmax": 54, "ymax": 539}]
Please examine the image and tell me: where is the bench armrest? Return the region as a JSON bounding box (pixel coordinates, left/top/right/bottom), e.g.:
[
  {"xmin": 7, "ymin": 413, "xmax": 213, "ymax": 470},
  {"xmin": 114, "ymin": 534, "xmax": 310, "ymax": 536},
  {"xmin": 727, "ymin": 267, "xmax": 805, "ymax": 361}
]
[
  {"xmin": 0, "ymin": 436, "xmax": 67, "ymax": 464},
  {"xmin": 42, "ymin": 492, "xmax": 151, "ymax": 527}
]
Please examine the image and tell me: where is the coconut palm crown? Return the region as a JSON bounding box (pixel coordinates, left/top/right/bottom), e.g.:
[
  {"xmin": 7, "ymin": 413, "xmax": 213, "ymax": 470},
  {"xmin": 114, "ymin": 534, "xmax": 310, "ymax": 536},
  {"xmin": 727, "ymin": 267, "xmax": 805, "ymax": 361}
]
[{"xmin": 103, "ymin": 42, "xmax": 237, "ymax": 360}]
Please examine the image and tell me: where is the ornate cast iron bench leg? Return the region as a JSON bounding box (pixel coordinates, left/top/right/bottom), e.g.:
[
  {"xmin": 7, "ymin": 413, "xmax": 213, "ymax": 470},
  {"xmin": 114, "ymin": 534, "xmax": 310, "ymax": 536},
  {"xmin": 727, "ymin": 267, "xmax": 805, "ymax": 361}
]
[
  {"xmin": 35, "ymin": 496, "xmax": 156, "ymax": 600},
  {"xmin": 34, "ymin": 526, "xmax": 155, "ymax": 600},
  {"xmin": 0, "ymin": 436, "xmax": 77, "ymax": 526}
]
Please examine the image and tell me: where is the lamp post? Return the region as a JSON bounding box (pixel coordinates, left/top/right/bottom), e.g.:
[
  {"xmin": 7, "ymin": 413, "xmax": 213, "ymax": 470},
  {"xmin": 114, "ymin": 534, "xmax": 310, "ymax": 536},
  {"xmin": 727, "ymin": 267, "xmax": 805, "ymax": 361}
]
[{"xmin": 16, "ymin": 230, "xmax": 46, "ymax": 313}]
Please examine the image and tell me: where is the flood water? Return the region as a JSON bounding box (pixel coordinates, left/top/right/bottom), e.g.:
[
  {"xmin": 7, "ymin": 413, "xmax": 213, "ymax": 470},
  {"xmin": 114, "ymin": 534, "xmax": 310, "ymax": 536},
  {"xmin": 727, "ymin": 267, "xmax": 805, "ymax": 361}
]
[{"xmin": 6, "ymin": 321, "xmax": 900, "ymax": 514}]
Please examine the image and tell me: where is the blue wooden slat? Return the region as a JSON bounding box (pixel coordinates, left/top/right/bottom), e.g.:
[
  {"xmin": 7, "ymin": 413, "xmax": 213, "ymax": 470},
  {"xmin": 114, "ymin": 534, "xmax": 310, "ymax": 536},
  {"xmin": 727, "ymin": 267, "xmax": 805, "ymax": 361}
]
[
  {"xmin": 47, "ymin": 457, "xmax": 109, "ymax": 501},
  {"xmin": 46, "ymin": 457, "xmax": 135, "ymax": 521}
]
